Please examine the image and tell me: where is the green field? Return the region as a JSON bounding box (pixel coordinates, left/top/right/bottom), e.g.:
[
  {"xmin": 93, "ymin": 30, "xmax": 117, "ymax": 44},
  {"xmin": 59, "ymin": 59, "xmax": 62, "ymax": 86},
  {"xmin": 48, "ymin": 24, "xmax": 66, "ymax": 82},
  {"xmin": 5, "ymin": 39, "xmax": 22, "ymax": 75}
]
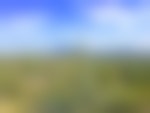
[{"xmin": 0, "ymin": 56, "xmax": 149, "ymax": 113}]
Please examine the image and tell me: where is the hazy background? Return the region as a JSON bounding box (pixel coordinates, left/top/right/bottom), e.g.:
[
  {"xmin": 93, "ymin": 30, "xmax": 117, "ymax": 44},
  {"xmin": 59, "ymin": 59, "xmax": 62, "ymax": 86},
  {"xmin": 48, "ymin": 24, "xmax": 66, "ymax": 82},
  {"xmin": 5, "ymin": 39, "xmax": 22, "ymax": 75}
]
[{"xmin": 0, "ymin": 0, "xmax": 150, "ymax": 113}]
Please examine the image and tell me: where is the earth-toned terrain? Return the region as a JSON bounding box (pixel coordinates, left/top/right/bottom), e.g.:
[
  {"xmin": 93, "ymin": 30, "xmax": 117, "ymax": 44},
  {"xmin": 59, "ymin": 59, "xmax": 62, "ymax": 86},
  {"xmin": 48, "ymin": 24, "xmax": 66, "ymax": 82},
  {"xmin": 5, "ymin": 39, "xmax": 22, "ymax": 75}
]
[{"xmin": 0, "ymin": 56, "xmax": 149, "ymax": 113}]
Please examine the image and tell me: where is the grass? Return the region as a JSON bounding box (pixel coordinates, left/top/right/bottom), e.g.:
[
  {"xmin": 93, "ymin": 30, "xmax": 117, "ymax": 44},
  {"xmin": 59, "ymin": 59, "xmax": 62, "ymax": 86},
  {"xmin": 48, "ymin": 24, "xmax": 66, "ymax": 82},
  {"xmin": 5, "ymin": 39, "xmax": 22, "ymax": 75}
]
[{"xmin": 0, "ymin": 56, "xmax": 149, "ymax": 113}]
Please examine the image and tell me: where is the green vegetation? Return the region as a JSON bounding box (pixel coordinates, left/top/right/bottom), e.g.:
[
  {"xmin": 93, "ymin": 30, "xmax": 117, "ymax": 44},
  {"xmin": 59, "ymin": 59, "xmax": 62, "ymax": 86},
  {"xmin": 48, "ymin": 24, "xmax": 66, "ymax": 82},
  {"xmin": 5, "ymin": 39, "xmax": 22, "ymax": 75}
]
[{"xmin": 0, "ymin": 56, "xmax": 149, "ymax": 113}]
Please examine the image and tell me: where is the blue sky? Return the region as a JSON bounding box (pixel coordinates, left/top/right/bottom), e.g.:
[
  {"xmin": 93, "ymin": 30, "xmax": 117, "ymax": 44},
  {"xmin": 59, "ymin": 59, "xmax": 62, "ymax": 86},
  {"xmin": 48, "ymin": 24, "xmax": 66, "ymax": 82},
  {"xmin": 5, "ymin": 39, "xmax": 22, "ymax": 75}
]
[{"xmin": 0, "ymin": 0, "xmax": 150, "ymax": 54}]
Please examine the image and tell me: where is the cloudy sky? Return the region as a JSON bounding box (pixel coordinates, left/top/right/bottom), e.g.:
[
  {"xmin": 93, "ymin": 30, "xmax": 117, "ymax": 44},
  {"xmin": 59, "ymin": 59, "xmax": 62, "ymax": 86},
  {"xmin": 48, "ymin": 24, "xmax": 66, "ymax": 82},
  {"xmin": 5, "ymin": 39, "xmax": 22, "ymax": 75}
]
[{"xmin": 0, "ymin": 0, "xmax": 150, "ymax": 54}]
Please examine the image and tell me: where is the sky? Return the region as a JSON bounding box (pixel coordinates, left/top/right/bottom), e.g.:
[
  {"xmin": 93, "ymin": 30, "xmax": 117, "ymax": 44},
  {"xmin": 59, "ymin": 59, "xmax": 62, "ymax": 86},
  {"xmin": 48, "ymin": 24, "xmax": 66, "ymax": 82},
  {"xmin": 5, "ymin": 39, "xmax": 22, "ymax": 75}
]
[{"xmin": 0, "ymin": 0, "xmax": 150, "ymax": 54}]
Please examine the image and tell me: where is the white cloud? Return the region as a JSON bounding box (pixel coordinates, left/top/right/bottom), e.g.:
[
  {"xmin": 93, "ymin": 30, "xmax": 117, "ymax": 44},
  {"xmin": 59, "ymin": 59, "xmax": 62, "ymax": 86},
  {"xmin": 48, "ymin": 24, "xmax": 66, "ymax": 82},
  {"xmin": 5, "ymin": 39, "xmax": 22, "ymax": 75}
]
[
  {"xmin": 82, "ymin": 4, "xmax": 150, "ymax": 52},
  {"xmin": 86, "ymin": 5, "xmax": 137, "ymax": 31},
  {"xmin": 0, "ymin": 11, "xmax": 51, "ymax": 53}
]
